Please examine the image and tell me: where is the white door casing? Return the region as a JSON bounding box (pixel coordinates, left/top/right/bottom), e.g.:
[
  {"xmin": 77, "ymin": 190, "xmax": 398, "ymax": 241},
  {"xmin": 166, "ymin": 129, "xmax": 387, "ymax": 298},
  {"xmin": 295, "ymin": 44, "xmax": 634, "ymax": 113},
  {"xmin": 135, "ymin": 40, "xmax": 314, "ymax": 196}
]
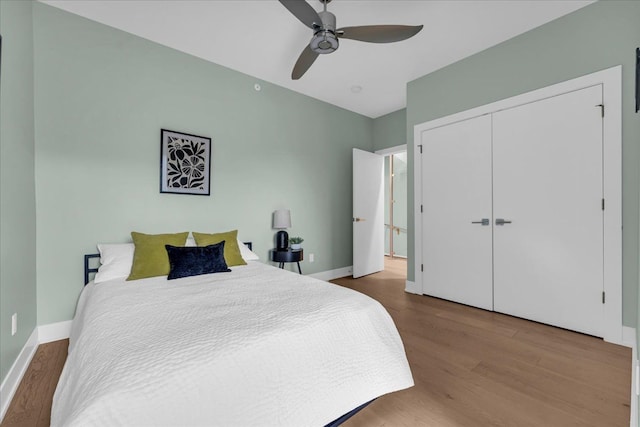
[
  {"xmin": 353, "ymin": 148, "xmax": 385, "ymax": 278},
  {"xmin": 492, "ymin": 85, "xmax": 604, "ymax": 337},
  {"xmin": 421, "ymin": 115, "xmax": 494, "ymax": 310},
  {"xmin": 413, "ymin": 66, "xmax": 622, "ymax": 344}
]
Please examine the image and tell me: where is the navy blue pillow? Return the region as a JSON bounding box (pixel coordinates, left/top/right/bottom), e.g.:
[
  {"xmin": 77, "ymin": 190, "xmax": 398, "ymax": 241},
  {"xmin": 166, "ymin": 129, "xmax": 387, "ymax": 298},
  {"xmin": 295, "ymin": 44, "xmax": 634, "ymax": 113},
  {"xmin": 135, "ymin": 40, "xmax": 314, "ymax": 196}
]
[{"xmin": 165, "ymin": 241, "xmax": 231, "ymax": 280}]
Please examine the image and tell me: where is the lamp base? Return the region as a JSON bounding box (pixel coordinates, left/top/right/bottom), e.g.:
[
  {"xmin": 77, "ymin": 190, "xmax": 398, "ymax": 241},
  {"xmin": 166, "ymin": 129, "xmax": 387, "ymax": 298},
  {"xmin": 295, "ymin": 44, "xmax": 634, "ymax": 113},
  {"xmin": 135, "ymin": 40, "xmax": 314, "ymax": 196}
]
[{"xmin": 276, "ymin": 230, "xmax": 289, "ymax": 251}]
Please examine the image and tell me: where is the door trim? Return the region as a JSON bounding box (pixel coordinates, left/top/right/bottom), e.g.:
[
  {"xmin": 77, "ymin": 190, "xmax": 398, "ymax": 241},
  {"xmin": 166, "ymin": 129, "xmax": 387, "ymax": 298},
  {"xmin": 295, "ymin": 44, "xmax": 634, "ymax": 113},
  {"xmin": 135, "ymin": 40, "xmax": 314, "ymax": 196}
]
[
  {"xmin": 413, "ymin": 65, "xmax": 622, "ymax": 344},
  {"xmin": 375, "ymin": 144, "xmax": 407, "ymax": 156}
]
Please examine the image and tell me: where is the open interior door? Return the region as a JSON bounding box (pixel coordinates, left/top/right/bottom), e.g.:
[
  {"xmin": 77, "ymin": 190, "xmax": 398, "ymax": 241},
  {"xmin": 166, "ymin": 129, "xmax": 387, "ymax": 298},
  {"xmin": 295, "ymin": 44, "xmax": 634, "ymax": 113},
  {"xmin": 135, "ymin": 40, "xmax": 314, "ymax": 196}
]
[{"xmin": 353, "ymin": 148, "xmax": 384, "ymax": 278}]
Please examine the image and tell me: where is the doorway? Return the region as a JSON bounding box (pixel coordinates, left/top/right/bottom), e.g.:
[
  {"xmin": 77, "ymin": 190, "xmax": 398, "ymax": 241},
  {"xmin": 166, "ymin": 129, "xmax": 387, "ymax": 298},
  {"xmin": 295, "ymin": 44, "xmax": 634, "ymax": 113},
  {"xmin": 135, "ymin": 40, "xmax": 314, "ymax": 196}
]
[
  {"xmin": 384, "ymin": 152, "xmax": 408, "ymax": 259},
  {"xmin": 379, "ymin": 145, "xmax": 408, "ymax": 280},
  {"xmin": 352, "ymin": 145, "xmax": 407, "ymax": 279}
]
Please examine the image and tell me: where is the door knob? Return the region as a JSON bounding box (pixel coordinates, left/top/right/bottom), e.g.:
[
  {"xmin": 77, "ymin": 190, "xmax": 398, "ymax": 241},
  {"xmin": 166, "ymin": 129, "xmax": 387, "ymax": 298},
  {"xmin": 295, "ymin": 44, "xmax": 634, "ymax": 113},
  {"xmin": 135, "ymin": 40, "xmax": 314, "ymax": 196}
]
[
  {"xmin": 495, "ymin": 218, "xmax": 512, "ymax": 226},
  {"xmin": 471, "ymin": 218, "xmax": 490, "ymax": 226},
  {"xmin": 353, "ymin": 217, "xmax": 366, "ymax": 222}
]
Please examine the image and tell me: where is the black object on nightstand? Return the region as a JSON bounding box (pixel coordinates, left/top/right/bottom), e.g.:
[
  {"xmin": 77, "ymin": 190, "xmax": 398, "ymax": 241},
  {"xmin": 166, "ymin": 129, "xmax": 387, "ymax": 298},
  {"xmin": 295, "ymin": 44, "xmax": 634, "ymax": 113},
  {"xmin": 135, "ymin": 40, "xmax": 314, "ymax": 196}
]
[{"xmin": 270, "ymin": 248, "xmax": 303, "ymax": 274}]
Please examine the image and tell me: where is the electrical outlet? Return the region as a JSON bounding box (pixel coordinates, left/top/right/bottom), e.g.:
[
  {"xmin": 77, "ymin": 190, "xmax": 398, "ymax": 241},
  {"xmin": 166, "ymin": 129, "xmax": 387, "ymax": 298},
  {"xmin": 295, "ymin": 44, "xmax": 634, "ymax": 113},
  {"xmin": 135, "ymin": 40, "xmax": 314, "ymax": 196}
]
[
  {"xmin": 309, "ymin": 253, "xmax": 314, "ymax": 263},
  {"xmin": 11, "ymin": 313, "xmax": 17, "ymax": 336}
]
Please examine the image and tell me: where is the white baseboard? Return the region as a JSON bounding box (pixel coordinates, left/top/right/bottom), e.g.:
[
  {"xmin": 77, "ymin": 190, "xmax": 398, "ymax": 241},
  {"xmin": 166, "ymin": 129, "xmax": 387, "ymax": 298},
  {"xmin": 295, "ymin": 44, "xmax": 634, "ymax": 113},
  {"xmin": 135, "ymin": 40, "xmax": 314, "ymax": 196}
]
[
  {"xmin": 0, "ymin": 327, "xmax": 39, "ymax": 422},
  {"xmin": 308, "ymin": 266, "xmax": 353, "ymax": 281},
  {"xmin": 623, "ymin": 326, "xmax": 635, "ymax": 348},
  {"xmin": 623, "ymin": 326, "xmax": 637, "ymax": 427},
  {"xmin": 38, "ymin": 320, "xmax": 72, "ymax": 344},
  {"xmin": 404, "ymin": 280, "xmax": 421, "ymax": 294}
]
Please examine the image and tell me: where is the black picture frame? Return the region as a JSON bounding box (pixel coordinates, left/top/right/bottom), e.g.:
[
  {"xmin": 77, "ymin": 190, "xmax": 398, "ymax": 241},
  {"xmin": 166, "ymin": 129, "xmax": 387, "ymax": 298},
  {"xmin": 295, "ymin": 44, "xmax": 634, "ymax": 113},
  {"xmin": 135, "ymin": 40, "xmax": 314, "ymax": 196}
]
[
  {"xmin": 160, "ymin": 129, "xmax": 212, "ymax": 196},
  {"xmin": 636, "ymin": 47, "xmax": 639, "ymax": 113}
]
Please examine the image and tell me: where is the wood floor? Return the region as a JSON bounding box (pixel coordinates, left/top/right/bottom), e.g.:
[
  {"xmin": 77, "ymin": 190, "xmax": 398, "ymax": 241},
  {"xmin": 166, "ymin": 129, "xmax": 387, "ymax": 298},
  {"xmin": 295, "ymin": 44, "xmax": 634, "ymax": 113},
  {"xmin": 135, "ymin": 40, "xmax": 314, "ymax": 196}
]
[
  {"xmin": 337, "ymin": 258, "xmax": 631, "ymax": 427},
  {"xmin": 1, "ymin": 257, "xmax": 631, "ymax": 426},
  {"xmin": 1, "ymin": 340, "xmax": 67, "ymax": 427}
]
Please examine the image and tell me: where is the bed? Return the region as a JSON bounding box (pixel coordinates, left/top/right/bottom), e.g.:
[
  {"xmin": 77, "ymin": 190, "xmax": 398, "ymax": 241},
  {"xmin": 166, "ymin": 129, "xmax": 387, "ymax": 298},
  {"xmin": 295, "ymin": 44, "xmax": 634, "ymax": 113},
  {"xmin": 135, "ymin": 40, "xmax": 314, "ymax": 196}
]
[{"xmin": 51, "ymin": 237, "xmax": 413, "ymax": 426}]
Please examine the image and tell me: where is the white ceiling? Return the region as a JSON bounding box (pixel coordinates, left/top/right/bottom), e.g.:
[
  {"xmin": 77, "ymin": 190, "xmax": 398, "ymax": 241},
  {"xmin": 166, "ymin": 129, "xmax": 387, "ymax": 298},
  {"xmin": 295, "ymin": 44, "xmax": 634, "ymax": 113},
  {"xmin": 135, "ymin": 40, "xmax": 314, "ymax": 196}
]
[{"xmin": 41, "ymin": 0, "xmax": 592, "ymax": 118}]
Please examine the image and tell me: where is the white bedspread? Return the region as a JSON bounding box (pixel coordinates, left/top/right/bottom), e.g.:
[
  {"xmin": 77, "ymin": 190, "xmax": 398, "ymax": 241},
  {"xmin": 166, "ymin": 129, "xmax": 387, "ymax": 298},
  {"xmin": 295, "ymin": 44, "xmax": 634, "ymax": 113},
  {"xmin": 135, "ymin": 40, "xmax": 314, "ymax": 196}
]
[{"xmin": 52, "ymin": 262, "xmax": 413, "ymax": 426}]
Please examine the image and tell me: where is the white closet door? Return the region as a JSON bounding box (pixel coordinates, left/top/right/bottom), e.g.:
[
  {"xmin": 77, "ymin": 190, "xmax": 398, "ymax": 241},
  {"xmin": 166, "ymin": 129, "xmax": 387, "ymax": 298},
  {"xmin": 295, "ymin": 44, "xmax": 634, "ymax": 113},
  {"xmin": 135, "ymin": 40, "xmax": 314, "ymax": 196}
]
[
  {"xmin": 492, "ymin": 85, "xmax": 603, "ymax": 336},
  {"xmin": 421, "ymin": 115, "xmax": 493, "ymax": 310}
]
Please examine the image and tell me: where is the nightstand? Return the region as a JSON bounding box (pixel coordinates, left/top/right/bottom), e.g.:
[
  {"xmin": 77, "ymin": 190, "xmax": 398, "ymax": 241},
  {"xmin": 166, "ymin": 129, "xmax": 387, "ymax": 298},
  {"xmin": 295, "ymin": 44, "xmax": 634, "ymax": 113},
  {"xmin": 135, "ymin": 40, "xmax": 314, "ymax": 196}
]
[{"xmin": 270, "ymin": 248, "xmax": 303, "ymax": 274}]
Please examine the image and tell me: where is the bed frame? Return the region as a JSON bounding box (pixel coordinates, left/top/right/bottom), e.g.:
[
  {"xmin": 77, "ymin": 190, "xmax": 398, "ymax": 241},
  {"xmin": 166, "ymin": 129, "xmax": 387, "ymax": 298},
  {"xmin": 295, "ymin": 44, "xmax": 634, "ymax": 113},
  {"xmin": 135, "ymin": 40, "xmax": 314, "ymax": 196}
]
[
  {"xmin": 82, "ymin": 241, "xmax": 374, "ymax": 425},
  {"xmin": 325, "ymin": 399, "xmax": 374, "ymax": 427}
]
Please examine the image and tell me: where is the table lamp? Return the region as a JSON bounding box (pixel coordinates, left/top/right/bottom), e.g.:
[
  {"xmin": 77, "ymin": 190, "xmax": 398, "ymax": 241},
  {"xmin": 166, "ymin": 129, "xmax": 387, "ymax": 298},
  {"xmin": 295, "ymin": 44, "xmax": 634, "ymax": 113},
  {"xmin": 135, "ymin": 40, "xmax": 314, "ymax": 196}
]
[{"xmin": 273, "ymin": 209, "xmax": 291, "ymax": 251}]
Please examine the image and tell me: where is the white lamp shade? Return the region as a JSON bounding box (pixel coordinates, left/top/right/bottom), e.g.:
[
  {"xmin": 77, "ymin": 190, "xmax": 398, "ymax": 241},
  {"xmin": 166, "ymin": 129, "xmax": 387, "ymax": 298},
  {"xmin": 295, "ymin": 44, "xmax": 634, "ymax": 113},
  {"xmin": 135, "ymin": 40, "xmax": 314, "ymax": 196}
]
[{"xmin": 273, "ymin": 209, "xmax": 291, "ymax": 229}]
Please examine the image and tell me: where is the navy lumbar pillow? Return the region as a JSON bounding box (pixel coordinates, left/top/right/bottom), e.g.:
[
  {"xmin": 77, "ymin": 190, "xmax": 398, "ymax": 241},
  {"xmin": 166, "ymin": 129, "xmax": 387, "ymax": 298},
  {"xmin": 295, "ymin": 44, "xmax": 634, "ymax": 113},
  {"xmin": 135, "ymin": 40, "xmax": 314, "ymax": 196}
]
[{"xmin": 165, "ymin": 241, "xmax": 231, "ymax": 280}]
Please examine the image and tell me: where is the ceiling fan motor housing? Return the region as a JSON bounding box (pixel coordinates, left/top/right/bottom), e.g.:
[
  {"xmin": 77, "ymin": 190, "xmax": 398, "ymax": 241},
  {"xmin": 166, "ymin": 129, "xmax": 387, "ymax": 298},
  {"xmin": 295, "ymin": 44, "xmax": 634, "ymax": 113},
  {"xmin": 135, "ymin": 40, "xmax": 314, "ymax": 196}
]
[{"xmin": 310, "ymin": 11, "xmax": 338, "ymax": 54}]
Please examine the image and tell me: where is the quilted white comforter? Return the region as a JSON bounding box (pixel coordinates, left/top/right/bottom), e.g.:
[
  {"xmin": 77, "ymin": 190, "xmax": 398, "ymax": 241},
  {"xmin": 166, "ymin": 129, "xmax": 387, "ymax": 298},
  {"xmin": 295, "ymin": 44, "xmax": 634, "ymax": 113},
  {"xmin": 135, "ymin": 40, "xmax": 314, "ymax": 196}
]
[{"xmin": 51, "ymin": 262, "xmax": 413, "ymax": 426}]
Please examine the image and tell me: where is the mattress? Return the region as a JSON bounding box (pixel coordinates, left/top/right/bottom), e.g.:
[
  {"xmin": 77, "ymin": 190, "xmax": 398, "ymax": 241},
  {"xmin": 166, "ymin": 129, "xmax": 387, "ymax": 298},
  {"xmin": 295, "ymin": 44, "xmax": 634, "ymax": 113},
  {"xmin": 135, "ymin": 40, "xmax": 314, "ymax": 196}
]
[{"xmin": 52, "ymin": 261, "xmax": 413, "ymax": 426}]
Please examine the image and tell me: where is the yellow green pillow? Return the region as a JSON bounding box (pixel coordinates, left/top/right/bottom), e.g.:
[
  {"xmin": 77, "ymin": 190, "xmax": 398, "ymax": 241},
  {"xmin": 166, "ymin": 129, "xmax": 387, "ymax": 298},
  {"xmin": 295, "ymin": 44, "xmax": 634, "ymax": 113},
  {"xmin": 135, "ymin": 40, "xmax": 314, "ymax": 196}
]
[
  {"xmin": 127, "ymin": 232, "xmax": 189, "ymax": 280},
  {"xmin": 192, "ymin": 230, "xmax": 246, "ymax": 267}
]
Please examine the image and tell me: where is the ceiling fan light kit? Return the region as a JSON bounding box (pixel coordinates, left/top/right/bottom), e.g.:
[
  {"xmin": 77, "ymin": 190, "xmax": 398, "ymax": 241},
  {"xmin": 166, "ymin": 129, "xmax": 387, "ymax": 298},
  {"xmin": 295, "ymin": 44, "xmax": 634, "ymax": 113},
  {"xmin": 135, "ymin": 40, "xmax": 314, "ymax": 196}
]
[
  {"xmin": 309, "ymin": 11, "xmax": 339, "ymax": 54},
  {"xmin": 279, "ymin": 0, "xmax": 423, "ymax": 80}
]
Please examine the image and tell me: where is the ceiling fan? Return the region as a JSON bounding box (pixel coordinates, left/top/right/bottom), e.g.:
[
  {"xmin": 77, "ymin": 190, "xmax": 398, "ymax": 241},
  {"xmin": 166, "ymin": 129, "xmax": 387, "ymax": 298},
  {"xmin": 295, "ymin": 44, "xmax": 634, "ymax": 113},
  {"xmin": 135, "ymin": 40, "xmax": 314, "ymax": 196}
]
[{"xmin": 278, "ymin": 0, "xmax": 423, "ymax": 80}]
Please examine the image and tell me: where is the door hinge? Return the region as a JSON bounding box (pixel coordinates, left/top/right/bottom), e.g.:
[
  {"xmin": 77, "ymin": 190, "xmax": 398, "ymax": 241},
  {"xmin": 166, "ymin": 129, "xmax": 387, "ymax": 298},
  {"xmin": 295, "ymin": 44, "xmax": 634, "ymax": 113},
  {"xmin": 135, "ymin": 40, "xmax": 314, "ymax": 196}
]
[
  {"xmin": 421, "ymin": 264, "xmax": 424, "ymax": 272},
  {"xmin": 602, "ymin": 198, "xmax": 605, "ymax": 211},
  {"xmin": 602, "ymin": 291, "xmax": 605, "ymax": 304},
  {"xmin": 418, "ymin": 144, "xmax": 423, "ymax": 154},
  {"xmin": 596, "ymin": 104, "xmax": 604, "ymax": 118},
  {"xmin": 420, "ymin": 204, "xmax": 423, "ymax": 213}
]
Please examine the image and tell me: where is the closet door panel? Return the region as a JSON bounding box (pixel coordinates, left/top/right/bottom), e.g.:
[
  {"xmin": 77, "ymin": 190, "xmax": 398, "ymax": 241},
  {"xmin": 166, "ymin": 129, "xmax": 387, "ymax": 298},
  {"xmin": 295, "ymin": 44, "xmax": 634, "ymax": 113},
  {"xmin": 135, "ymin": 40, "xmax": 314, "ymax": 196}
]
[
  {"xmin": 421, "ymin": 115, "xmax": 493, "ymax": 310},
  {"xmin": 492, "ymin": 85, "xmax": 603, "ymax": 336}
]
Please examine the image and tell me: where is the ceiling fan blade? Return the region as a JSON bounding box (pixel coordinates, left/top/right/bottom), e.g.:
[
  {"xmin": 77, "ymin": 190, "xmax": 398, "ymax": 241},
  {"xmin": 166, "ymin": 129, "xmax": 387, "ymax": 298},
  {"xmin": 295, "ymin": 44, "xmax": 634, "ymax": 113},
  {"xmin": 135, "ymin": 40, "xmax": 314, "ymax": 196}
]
[
  {"xmin": 337, "ymin": 25, "xmax": 423, "ymax": 43},
  {"xmin": 278, "ymin": 0, "xmax": 321, "ymax": 30},
  {"xmin": 292, "ymin": 45, "xmax": 319, "ymax": 80}
]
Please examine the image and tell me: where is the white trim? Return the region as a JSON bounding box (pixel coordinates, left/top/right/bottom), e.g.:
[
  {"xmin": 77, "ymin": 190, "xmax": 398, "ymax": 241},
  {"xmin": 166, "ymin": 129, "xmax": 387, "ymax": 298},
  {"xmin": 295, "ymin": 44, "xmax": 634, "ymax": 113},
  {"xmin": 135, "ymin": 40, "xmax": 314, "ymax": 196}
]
[
  {"xmin": 375, "ymin": 144, "xmax": 407, "ymax": 156},
  {"xmin": 633, "ymin": 358, "xmax": 638, "ymax": 427},
  {"xmin": 623, "ymin": 326, "xmax": 636, "ymax": 348},
  {"xmin": 308, "ymin": 266, "xmax": 353, "ymax": 282},
  {"xmin": 0, "ymin": 327, "xmax": 38, "ymax": 422},
  {"xmin": 413, "ymin": 66, "xmax": 623, "ymax": 344},
  {"xmin": 405, "ymin": 280, "xmax": 420, "ymax": 294},
  {"xmin": 38, "ymin": 320, "xmax": 72, "ymax": 344},
  {"xmin": 413, "ymin": 123, "xmax": 423, "ymax": 298},
  {"xmin": 622, "ymin": 327, "xmax": 638, "ymax": 427},
  {"xmin": 601, "ymin": 67, "xmax": 623, "ymax": 346}
]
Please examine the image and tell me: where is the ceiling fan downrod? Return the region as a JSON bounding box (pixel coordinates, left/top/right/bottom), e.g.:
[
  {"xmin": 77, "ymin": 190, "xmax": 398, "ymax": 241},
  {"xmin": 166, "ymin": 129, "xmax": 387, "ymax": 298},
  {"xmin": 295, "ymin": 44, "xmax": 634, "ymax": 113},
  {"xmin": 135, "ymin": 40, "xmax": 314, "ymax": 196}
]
[{"xmin": 310, "ymin": 0, "xmax": 338, "ymax": 53}]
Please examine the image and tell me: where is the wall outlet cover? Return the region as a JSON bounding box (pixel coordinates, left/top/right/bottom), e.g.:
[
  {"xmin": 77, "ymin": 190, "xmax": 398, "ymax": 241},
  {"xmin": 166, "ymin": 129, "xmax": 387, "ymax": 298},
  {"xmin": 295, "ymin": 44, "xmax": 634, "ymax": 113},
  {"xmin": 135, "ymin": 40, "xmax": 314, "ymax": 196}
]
[{"xmin": 11, "ymin": 313, "xmax": 17, "ymax": 336}]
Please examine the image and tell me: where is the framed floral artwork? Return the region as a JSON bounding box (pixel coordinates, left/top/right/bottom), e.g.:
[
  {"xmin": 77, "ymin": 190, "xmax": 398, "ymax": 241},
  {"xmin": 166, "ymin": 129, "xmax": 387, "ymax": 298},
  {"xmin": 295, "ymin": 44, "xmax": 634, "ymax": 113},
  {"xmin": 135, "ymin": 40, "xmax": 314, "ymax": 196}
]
[{"xmin": 160, "ymin": 129, "xmax": 211, "ymax": 196}]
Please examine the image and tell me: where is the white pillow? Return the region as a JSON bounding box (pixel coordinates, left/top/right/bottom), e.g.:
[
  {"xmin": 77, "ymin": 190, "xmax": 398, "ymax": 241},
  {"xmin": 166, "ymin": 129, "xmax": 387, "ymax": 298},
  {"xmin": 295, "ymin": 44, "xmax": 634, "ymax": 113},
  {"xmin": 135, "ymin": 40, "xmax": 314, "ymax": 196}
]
[
  {"xmin": 238, "ymin": 238, "xmax": 259, "ymax": 261},
  {"xmin": 189, "ymin": 236, "xmax": 258, "ymax": 260},
  {"xmin": 94, "ymin": 237, "xmax": 257, "ymax": 284},
  {"xmin": 94, "ymin": 243, "xmax": 135, "ymax": 283}
]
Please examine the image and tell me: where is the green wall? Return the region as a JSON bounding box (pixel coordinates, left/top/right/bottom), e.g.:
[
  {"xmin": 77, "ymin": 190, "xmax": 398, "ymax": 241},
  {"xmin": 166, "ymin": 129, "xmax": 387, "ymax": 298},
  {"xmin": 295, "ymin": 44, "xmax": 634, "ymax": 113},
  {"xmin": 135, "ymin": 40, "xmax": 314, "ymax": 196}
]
[
  {"xmin": 406, "ymin": 1, "xmax": 640, "ymax": 328},
  {"xmin": 33, "ymin": 3, "xmax": 373, "ymax": 325},
  {"xmin": 0, "ymin": 0, "xmax": 38, "ymax": 382},
  {"xmin": 373, "ymin": 108, "xmax": 407, "ymax": 151}
]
